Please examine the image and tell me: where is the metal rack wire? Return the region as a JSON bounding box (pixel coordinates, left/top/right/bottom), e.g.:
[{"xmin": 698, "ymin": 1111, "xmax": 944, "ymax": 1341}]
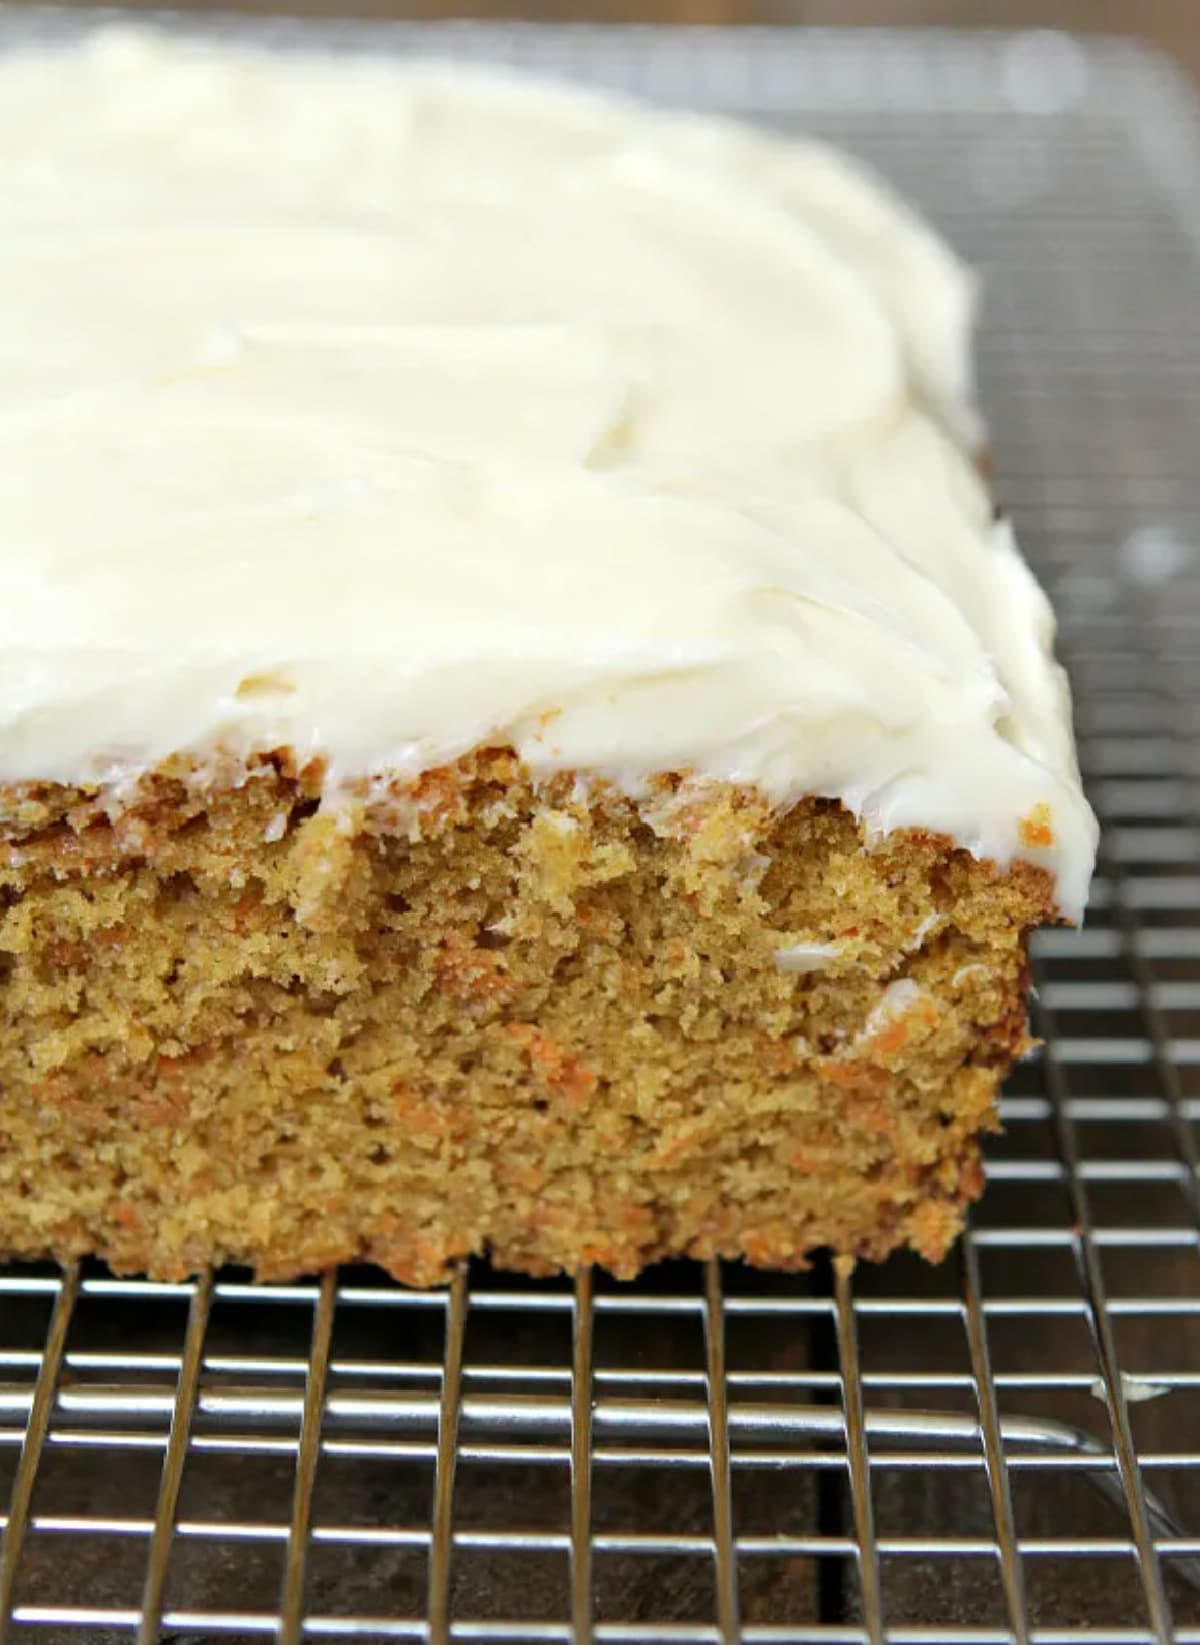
[{"xmin": 2, "ymin": 12, "xmax": 1200, "ymax": 1642}]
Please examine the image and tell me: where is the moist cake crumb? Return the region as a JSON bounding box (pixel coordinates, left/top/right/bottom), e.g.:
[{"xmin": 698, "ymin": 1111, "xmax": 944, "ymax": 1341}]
[{"xmin": 1, "ymin": 749, "xmax": 1052, "ymax": 1283}]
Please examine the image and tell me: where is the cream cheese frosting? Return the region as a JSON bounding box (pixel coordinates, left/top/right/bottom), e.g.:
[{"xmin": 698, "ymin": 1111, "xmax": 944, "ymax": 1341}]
[{"xmin": 0, "ymin": 26, "xmax": 1096, "ymax": 917}]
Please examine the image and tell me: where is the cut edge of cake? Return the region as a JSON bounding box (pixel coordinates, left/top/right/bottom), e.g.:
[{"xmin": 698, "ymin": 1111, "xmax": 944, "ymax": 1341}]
[{"xmin": 1, "ymin": 747, "xmax": 1055, "ymax": 1284}]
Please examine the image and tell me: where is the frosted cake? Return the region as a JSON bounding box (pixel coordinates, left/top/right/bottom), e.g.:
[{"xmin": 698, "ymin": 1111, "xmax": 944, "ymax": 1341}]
[{"xmin": 0, "ymin": 29, "xmax": 1096, "ymax": 1282}]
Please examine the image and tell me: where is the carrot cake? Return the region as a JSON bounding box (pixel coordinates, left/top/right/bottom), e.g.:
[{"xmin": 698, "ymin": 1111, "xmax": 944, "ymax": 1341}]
[{"xmin": 0, "ymin": 27, "xmax": 1097, "ymax": 1283}]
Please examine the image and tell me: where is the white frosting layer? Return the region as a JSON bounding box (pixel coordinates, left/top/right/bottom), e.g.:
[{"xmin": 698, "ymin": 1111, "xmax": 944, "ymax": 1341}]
[{"xmin": 0, "ymin": 27, "xmax": 1096, "ymax": 916}]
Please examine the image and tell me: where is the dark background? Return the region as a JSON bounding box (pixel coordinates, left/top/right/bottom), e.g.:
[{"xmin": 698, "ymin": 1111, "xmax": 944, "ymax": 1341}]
[{"xmin": 5, "ymin": 1, "xmax": 1200, "ymax": 83}]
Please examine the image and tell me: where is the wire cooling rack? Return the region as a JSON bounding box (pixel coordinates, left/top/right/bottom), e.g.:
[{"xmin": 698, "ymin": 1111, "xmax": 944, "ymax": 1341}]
[{"xmin": 3, "ymin": 12, "xmax": 1200, "ymax": 1643}]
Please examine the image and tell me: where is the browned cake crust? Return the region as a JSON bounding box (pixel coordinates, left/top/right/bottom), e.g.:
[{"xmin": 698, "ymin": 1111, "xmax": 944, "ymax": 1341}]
[{"xmin": 0, "ymin": 746, "xmax": 1054, "ymax": 1284}]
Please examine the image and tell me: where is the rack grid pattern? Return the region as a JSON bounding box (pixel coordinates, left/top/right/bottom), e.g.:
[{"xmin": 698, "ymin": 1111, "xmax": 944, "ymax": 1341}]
[{"xmin": 2, "ymin": 12, "xmax": 1200, "ymax": 1643}]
